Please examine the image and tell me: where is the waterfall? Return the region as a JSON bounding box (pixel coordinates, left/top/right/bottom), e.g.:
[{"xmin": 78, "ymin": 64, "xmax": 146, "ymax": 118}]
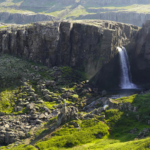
[{"xmin": 117, "ymin": 47, "xmax": 137, "ymax": 89}]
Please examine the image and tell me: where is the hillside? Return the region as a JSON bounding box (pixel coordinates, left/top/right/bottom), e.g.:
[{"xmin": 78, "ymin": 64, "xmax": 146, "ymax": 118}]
[{"xmin": 0, "ymin": 0, "xmax": 150, "ymax": 25}]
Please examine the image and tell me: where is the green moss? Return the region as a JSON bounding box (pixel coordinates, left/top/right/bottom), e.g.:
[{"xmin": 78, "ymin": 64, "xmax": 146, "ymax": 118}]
[
  {"xmin": 43, "ymin": 101, "xmax": 58, "ymax": 110},
  {"xmin": 71, "ymin": 94, "xmax": 79, "ymax": 99},
  {"xmin": 115, "ymin": 94, "xmax": 137, "ymax": 103}
]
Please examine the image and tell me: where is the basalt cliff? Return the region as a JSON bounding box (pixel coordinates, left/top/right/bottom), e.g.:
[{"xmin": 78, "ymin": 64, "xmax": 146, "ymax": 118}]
[{"xmin": 0, "ymin": 20, "xmax": 139, "ymax": 88}]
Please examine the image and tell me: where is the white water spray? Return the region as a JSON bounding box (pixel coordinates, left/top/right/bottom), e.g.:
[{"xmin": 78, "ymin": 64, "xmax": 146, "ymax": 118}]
[{"xmin": 117, "ymin": 47, "xmax": 137, "ymax": 89}]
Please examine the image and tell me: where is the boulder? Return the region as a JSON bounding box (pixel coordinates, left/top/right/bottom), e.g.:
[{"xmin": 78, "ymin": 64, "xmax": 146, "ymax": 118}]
[
  {"xmin": 44, "ymin": 94, "xmax": 51, "ymax": 101},
  {"xmin": 44, "ymin": 107, "xmax": 51, "ymax": 113},
  {"xmin": 38, "ymin": 114, "xmax": 46, "ymax": 119},
  {"xmin": 18, "ymin": 131, "xmax": 26, "ymax": 139},
  {"xmin": 42, "ymin": 89, "xmax": 50, "ymax": 95},
  {"xmin": 57, "ymin": 104, "xmax": 78, "ymax": 126},
  {"xmin": 4, "ymin": 124, "xmax": 9, "ymax": 129},
  {"xmin": 30, "ymin": 114, "xmax": 38, "ymax": 120},
  {"xmin": 17, "ymin": 106, "xmax": 23, "ymax": 111},
  {"xmin": 26, "ymin": 103, "xmax": 35, "ymax": 110},
  {"xmin": 62, "ymin": 92, "xmax": 72, "ymax": 98},
  {"xmin": 52, "ymin": 109, "xmax": 60, "ymax": 117},
  {"xmin": 36, "ymin": 119, "xmax": 43, "ymax": 124}
]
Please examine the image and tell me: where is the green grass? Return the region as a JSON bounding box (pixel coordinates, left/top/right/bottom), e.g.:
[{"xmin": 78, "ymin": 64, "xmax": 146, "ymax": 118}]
[
  {"xmin": 0, "ymin": 144, "xmax": 36, "ymax": 150},
  {"xmin": 115, "ymin": 94, "xmax": 137, "ymax": 103},
  {"xmin": 115, "ymin": 92, "xmax": 150, "ymax": 122},
  {"xmin": 36, "ymin": 119, "xmax": 109, "ymax": 149},
  {"xmin": 62, "ymin": 137, "xmax": 150, "ymax": 150}
]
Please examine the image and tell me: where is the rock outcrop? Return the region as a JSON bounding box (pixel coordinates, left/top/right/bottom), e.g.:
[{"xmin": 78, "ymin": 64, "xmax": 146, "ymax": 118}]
[
  {"xmin": 57, "ymin": 105, "xmax": 78, "ymax": 126},
  {"xmin": 129, "ymin": 20, "xmax": 150, "ymax": 86},
  {"xmin": 0, "ymin": 20, "xmax": 139, "ymax": 88}
]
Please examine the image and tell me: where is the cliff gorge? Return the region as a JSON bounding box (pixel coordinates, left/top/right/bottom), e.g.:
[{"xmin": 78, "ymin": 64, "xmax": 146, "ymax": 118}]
[{"xmin": 0, "ymin": 20, "xmax": 139, "ymax": 88}]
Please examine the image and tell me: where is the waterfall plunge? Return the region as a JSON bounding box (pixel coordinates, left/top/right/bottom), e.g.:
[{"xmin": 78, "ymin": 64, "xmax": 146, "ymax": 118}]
[{"xmin": 117, "ymin": 47, "xmax": 137, "ymax": 89}]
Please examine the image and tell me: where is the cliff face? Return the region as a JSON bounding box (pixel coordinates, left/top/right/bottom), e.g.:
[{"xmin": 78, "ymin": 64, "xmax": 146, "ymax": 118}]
[
  {"xmin": 0, "ymin": 12, "xmax": 54, "ymax": 24},
  {"xmin": 0, "ymin": 20, "xmax": 139, "ymax": 88},
  {"xmin": 130, "ymin": 20, "xmax": 150, "ymax": 86},
  {"xmin": 77, "ymin": 12, "xmax": 150, "ymax": 27}
]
